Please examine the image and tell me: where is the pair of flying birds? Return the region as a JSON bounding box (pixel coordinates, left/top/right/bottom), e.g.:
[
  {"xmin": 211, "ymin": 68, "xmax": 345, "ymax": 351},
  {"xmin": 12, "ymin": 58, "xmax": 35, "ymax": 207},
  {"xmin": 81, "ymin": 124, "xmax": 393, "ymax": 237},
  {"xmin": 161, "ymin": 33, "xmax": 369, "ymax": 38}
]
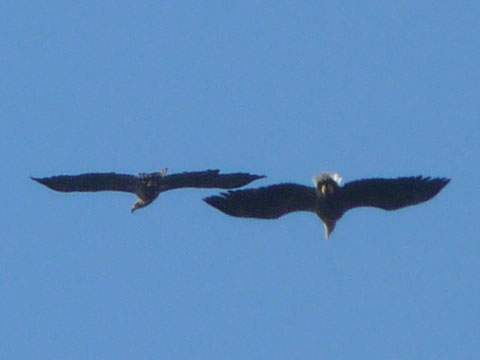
[{"xmin": 32, "ymin": 169, "xmax": 449, "ymax": 238}]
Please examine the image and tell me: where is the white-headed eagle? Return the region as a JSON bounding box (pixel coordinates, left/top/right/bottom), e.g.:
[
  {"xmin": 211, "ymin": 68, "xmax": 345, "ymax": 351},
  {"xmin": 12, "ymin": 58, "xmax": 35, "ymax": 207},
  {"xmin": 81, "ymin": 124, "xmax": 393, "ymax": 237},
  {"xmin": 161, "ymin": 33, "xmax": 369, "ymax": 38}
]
[
  {"xmin": 32, "ymin": 169, "xmax": 265, "ymax": 212},
  {"xmin": 204, "ymin": 173, "xmax": 450, "ymax": 238}
]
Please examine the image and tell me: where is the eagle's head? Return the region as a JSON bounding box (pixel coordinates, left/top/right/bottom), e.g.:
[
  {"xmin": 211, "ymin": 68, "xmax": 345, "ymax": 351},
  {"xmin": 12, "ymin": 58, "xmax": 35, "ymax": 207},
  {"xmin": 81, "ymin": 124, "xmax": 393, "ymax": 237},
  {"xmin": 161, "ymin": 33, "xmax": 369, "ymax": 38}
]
[{"xmin": 313, "ymin": 172, "xmax": 342, "ymax": 197}]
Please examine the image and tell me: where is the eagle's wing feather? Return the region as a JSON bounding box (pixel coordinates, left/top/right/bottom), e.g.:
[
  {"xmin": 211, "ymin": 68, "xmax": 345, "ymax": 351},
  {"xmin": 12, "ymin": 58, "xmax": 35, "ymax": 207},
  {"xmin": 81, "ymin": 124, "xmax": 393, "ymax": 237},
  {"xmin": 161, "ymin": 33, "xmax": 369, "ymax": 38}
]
[
  {"xmin": 31, "ymin": 173, "xmax": 139, "ymax": 194},
  {"xmin": 161, "ymin": 170, "xmax": 265, "ymax": 191},
  {"xmin": 338, "ymin": 176, "xmax": 450, "ymax": 212},
  {"xmin": 204, "ymin": 183, "xmax": 317, "ymax": 219}
]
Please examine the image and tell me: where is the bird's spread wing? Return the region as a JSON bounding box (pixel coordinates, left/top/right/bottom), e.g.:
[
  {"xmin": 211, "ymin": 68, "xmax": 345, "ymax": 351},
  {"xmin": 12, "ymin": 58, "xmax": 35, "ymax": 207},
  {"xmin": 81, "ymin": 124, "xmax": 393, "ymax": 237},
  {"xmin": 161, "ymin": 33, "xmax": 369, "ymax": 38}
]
[
  {"xmin": 204, "ymin": 183, "xmax": 317, "ymax": 219},
  {"xmin": 160, "ymin": 170, "xmax": 265, "ymax": 191},
  {"xmin": 338, "ymin": 176, "xmax": 450, "ymax": 212},
  {"xmin": 31, "ymin": 173, "xmax": 139, "ymax": 194}
]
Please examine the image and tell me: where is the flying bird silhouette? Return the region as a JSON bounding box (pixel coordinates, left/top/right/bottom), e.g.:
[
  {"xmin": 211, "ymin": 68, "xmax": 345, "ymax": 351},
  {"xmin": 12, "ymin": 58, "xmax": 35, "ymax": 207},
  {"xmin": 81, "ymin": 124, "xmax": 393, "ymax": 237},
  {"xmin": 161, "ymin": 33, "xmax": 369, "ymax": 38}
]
[
  {"xmin": 32, "ymin": 169, "xmax": 265, "ymax": 212},
  {"xmin": 204, "ymin": 173, "xmax": 450, "ymax": 238}
]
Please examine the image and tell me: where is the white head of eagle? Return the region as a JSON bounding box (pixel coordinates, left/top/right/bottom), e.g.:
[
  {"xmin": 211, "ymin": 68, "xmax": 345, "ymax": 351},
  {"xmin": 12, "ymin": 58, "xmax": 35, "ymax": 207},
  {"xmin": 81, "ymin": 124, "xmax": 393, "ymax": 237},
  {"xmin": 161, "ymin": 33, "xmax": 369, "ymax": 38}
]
[{"xmin": 313, "ymin": 172, "xmax": 342, "ymax": 196}]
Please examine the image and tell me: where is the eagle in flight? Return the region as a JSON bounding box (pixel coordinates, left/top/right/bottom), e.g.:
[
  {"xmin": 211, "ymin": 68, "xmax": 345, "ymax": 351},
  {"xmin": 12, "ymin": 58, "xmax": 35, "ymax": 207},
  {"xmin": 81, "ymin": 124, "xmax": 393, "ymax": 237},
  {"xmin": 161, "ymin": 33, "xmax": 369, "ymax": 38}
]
[
  {"xmin": 32, "ymin": 169, "xmax": 265, "ymax": 212},
  {"xmin": 204, "ymin": 173, "xmax": 450, "ymax": 238}
]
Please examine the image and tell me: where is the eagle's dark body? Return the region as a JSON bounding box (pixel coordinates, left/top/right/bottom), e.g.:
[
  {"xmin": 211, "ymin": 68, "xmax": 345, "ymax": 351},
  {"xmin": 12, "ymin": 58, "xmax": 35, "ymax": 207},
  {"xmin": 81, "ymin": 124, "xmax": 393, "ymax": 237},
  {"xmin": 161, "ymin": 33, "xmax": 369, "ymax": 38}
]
[
  {"xmin": 32, "ymin": 169, "xmax": 265, "ymax": 212},
  {"xmin": 204, "ymin": 174, "xmax": 450, "ymax": 238}
]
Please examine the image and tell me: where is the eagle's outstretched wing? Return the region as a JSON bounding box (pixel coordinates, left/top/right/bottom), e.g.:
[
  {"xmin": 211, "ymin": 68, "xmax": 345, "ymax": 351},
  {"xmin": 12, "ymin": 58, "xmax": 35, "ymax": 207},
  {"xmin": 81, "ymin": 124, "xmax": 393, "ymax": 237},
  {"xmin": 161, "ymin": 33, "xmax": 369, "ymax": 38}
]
[
  {"xmin": 204, "ymin": 183, "xmax": 317, "ymax": 219},
  {"xmin": 31, "ymin": 173, "xmax": 139, "ymax": 194},
  {"xmin": 338, "ymin": 176, "xmax": 450, "ymax": 212},
  {"xmin": 161, "ymin": 170, "xmax": 265, "ymax": 191}
]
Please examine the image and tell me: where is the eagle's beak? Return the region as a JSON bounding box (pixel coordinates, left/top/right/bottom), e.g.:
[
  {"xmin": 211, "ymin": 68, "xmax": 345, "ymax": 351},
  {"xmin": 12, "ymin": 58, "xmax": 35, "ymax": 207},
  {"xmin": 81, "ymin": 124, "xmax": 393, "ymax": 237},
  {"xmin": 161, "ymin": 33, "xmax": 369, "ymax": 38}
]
[{"xmin": 320, "ymin": 184, "xmax": 327, "ymax": 196}]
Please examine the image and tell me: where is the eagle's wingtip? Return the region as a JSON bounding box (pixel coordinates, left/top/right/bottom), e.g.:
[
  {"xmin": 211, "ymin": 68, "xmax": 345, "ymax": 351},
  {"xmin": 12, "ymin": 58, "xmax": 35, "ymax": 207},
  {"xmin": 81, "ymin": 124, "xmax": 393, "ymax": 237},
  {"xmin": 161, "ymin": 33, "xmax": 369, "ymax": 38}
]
[
  {"xmin": 203, "ymin": 195, "xmax": 226, "ymax": 212},
  {"xmin": 31, "ymin": 176, "xmax": 44, "ymax": 184},
  {"xmin": 440, "ymin": 177, "xmax": 451, "ymax": 191},
  {"xmin": 434, "ymin": 176, "xmax": 451, "ymax": 192}
]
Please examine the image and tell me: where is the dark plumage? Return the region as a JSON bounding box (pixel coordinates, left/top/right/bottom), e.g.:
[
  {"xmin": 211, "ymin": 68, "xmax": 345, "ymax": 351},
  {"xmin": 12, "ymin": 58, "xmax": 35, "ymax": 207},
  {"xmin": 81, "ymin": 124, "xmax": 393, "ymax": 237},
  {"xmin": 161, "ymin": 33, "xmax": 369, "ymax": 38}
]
[
  {"xmin": 204, "ymin": 173, "xmax": 450, "ymax": 238},
  {"xmin": 32, "ymin": 169, "xmax": 265, "ymax": 212}
]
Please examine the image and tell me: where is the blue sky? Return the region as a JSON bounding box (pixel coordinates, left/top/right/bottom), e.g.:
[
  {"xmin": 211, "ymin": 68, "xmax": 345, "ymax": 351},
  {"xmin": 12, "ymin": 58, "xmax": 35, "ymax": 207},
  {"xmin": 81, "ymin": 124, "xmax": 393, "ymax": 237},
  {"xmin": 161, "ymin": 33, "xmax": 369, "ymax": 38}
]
[{"xmin": 2, "ymin": 1, "xmax": 479, "ymax": 359}]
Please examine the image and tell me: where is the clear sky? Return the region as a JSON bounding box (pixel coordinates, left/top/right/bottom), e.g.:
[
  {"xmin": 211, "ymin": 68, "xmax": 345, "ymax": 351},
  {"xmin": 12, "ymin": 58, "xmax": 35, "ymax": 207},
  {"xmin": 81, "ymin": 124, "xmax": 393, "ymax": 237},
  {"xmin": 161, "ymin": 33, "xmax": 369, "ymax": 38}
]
[{"xmin": 2, "ymin": 1, "xmax": 479, "ymax": 359}]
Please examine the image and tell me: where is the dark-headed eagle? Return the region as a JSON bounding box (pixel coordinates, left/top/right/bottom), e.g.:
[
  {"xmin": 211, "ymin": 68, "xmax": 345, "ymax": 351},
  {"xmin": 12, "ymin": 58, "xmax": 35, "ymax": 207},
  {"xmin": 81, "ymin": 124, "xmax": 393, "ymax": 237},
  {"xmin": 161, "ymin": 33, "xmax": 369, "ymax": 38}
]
[
  {"xmin": 204, "ymin": 173, "xmax": 450, "ymax": 238},
  {"xmin": 32, "ymin": 169, "xmax": 265, "ymax": 212}
]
